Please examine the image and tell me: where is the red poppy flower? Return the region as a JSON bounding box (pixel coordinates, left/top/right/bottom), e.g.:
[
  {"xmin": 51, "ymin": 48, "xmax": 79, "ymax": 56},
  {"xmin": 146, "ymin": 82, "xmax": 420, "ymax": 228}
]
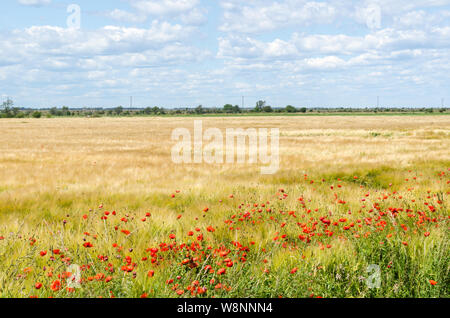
[
  {"xmin": 51, "ymin": 280, "xmax": 61, "ymax": 292},
  {"xmin": 40, "ymin": 251, "xmax": 47, "ymax": 257},
  {"xmin": 429, "ymin": 280, "xmax": 437, "ymax": 286},
  {"xmin": 35, "ymin": 282, "xmax": 42, "ymax": 290},
  {"xmin": 83, "ymin": 242, "xmax": 93, "ymax": 248},
  {"xmin": 217, "ymin": 268, "xmax": 226, "ymax": 275}
]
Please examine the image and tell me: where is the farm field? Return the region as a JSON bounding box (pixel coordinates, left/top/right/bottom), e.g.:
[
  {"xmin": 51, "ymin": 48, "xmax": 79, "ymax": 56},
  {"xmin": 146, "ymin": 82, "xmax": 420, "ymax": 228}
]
[{"xmin": 0, "ymin": 116, "xmax": 448, "ymax": 298}]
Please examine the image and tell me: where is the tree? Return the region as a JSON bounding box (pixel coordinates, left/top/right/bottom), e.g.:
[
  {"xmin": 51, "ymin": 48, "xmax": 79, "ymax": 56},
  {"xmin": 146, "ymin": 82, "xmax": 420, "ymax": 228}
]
[
  {"xmin": 49, "ymin": 107, "xmax": 58, "ymax": 116},
  {"xmin": 62, "ymin": 106, "xmax": 71, "ymax": 116},
  {"xmin": 1, "ymin": 98, "xmax": 14, "ymax": 117},
  {"xmin": 262, "ymin": 105, "xmax": 273, "ymax": 113},
  {"xmin": 255, "ymin": 100, "xmax": 266, "ymax": 112},
  {"xmin": 299, "ymin": 107, "xmax": 307, "ymax": 113},
  {"xmin": 11, "ymin": 107, "xmax": 20, "ymax": 117},
  {"xmin": 32, "ymin": 111, "xmax": 42, "ymax": 118},
  {"xmin": 1, "ymin": 98, "xmax": 13, "ymax": 109},
  {"xmin": 285, "ymin": 105, "xmax": 297, "ymax": 113},
  {"xmin": 223, "ymin": 104, "xmax": 234, "ymax": 113},
  {"xmin": 224, "ymin": 104, "xmax": 241, "ymax": 113},
  {"xmin": 195, "ymin": 105, "xmax": 204, "ymax": 114},
  {"xmin": 114, "ymin": 106, "xmax": 123, "ymax": 115}
]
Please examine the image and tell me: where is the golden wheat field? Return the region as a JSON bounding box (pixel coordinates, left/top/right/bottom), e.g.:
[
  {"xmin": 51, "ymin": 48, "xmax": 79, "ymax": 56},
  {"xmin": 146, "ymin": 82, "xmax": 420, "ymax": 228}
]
[{"xmin": 0, "ymin": 116, "xmax": 449, "ymax": 298}]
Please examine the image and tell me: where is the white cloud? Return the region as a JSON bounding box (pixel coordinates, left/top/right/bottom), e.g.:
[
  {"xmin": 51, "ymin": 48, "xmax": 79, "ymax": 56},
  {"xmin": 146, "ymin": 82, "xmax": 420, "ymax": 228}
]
[
  {"xmin": 105, "ymin": 1, "xmax": 205, "ymax": 26},
  {"xmin": 3, "ymin": 21, "xmax": 195, "ymax": 59},
  {"xmin": 106, "ymin": 9, "xmax": 147, "ymax": 24},
  {"xmin": 219, "ymin": 0, "xmax": 450, "ymax": 33},
  {"xmin": 3, "ymin": 1, "xmax": 450, "ymax": 107},
  {"xmin": 219, "ymin": 27, "xmax": 450, "ymax": 62},
  {"xmin": 130, "ymin": 0, "xmax": 199, "ymax": 16},
  {"xmin": 220, "ymin": 1, "xmax": 337, "ymax": 33},
  {"xmin": 361, "ymin": 0, "xmax": 450, "ymax": 14},
  {"xmin": 304, "ymin": 56, "xmax": 345, "ymax": 69},
  {"xmin": 0, "ymin": 20, "xmax": 210, "ymax": 96},
  {"xmin": 218, "ymin": 36, "xmax": 299, "ymax": 60},
  {"xmin": 17, "ymin": 0, "xmax": 50, "ymax": 6},
  {"xmin": 393, "ymin": 10, "xmax": 450, "ymax": 28},
  {"xmin": 180, "ymin": 7, "xmax": 208, "ymax": 25}
]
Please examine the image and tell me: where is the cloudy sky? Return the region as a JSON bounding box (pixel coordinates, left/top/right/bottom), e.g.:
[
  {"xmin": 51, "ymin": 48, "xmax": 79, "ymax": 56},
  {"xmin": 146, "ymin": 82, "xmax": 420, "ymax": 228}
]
[{"xmin": 1, "ymin": 0, "xmax": 449, "ymax": 108}]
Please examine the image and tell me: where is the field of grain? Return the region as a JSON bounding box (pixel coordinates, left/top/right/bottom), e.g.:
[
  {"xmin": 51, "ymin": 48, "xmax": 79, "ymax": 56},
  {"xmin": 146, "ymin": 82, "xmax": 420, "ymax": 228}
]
[{"xmin": 0, "ymin": 116, "xmax": 448, "ymax": 298}]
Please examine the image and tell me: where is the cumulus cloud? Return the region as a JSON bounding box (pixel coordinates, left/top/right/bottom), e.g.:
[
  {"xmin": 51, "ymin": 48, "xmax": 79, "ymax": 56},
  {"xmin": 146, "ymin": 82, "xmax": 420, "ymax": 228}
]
[
  {"xmin": 3, "ymin": 21, "xmax": 196, "ymax": 59},
  {"xmin": 104, "ymin": 1, "xmax": 206, "ymax": 26},
  {"xmin": 219, "ymin": 0, "xmax": 450, "ymax": 33},
  {"xmin": 3, "ymin": 1, "xmax": 450, "ymax": 107},
  {"xmin": 105, "ymin": 9, "xmax": 147, "ymax": 24},
  {"xmin": 0, "ymin": 20, "xmax": 210, "ymax": 99},
  {"xmin": 17, "ymin": 0, "xmax": 51, "ymax": 6},
  {"xmin": 393, "ymin": 10, "xmax": 450, "ymax": 28},
  {"xmin": 180, "ymin": 7, "xmax": 208, "ymax": 25},
  {"xmin": 217, "ymin": 25, "xmax": 450, "ymax": 77},
  {"xmin": 220, "ymin": 0, "xmax": 337, "ymax": 33},
  {"xmin": 130, "ymin": 0, "xmax": 200, "ymax": 16}
]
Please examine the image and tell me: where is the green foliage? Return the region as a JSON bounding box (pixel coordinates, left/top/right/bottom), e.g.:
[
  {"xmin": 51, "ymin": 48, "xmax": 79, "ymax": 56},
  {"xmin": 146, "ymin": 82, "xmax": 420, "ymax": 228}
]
[
  {"xmin": 262, "ymin": 105, "xmax": 273, "ymax": 112},
  {"xmin": 114, "ymin": 106, "xmax": 123, "ymax": 115},
  {"xmin": 195, "ymin": 105, "xmax": 204, "ymax": 114},
  {"xmin": 223, "ymin": 104, "xmax": 241, "ymax": 113},
  {"xmin": 0, "ymin": 98, "xmax": 449, "ymax": 119},
  {"xmin": 31, "ymin": 111, "xmax": 42, "ymax": 118},
  {"xmin": 285, "ymin": 105, "xmax": 297, "ymax": 113},
  {"xmin": 254, "ymin": 100, "xmax": 266, "ymax": 112}
]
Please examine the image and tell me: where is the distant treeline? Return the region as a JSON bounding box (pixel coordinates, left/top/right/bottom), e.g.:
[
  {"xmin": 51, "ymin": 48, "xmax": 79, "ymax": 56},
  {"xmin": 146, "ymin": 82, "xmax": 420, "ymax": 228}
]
[{"xmin": 1, "ymin": 98, "xmax": 448, "ymax": 118}]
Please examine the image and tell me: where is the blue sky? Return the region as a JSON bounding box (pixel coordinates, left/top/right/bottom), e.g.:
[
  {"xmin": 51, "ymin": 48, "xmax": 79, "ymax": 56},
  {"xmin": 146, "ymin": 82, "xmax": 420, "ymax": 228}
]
[{"xmin": 1, "ymin": 0, "xmax": 450, "ymax": 108}]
